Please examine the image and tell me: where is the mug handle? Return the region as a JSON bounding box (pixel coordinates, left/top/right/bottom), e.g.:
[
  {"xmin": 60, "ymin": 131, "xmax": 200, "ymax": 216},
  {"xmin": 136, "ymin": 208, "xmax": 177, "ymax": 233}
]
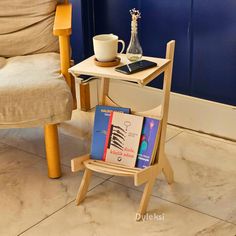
[{"xmin": 118, "ymin": 40, "xmax": 125, "ymax": 54}]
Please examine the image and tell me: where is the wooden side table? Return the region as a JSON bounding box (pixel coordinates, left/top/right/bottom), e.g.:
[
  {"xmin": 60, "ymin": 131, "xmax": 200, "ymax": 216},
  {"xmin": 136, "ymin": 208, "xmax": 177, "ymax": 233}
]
[{"xmin": 69, "ymin": 40, "xmax": 175, "ymax": 219}]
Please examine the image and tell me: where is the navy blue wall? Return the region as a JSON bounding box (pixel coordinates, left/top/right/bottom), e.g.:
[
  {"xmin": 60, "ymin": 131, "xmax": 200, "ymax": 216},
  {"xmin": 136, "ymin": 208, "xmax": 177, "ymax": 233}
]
[
  {"xmin": 70, "ymin": 0, "xmax": 84, "ymax": 62},
  {"xmin": 191, "ymin": 0, "xmax": 236, "ymax": 105},
  {"xmin": 70, "ymin": 0, "xmax": 236, "ymax": 106}
]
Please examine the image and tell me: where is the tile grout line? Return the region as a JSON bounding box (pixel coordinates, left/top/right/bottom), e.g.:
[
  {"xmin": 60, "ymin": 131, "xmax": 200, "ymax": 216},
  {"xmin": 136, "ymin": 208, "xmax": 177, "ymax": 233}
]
[
  {"xmin": 0, "ymin": 140, "xmax": 46, "ymax": 159},
  {"xmin": 1, "ymin": 139, "xmax": 235, "ymax": 232},
  {"xmin": 0, "ymin": 127, "xmax": 183, "ymax": 161},
  {"xmin": 9, "ymin": 145, "xmax": 111, "ymax": 180},
  {"xmin": 2, "ymin": 132, "xmax": 236, "ymax": 229},
  {"xmin": 0, "ymin": 131, "xmax": 90, "ymax": 161},
  {"xmin": 0, "ymin": 141, "xmax": 49, "ymax": 170},
  {"xmin": 165, "ymin": 130, "xmax": 184, "ymax": 143},
  {"xmin": 0, "ymin": 140, "xmax": 80, "ymax": 171},
  {"xmin": 185, "ymin": 130, "xmax": 236, "ymax": 146},
  {"xmin": 16, "ymin": 198, "xmax": 75, "ymax": 236},
  {"xmin": 107, "ymin": 178, "xmax": 236, "ymax": 226},
  {"xmin": 0, "ymin": 141, "xmax": 108, "ymax": 182},
  {"xmin": 17, "ymin": 177, "xmax": 111, "ymax": 236},
  {"xmin": 169, "ymin": 125, "xmax": 236, "ymax": 146},
  {"xmin": 0, "ymin": 140, "xmax": 111, "ymax": 181}
]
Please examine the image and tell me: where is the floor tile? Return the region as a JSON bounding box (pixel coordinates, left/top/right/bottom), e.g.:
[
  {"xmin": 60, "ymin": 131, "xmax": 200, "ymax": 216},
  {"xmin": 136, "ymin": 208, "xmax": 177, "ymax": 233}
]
[
  {"xmin": 165, "ymin": 125, "xmax": 183, "ymax": 141},
  {"xmin": 0, "ymin": 127, "xmax": 90, "ymax": 166},
  {"xmin": 0, "ymin": 126, "xmax": 111, "ymax": 181},
  {"xmin": 0, "ymin": 110, "xmax": 93, "ymax": 164},
  {"xmin": 110, "ymin": 131, "xmax": 236, "ymax": 224},
  {"xmin": 21, "ymin": 181, "xmax": 236, "ymax": 236},
  {"xmin": 0, "ymin": 142, "xmax": 40, "ymax": 171},
  {"xmin": 0, "ymin": 148, "xmax": 105, "ymax": 236},
  {"xmin": 0, "ymin": 127, "xmax": 46, "ymax": 157},
  {"xmin": 184, "ymin": 128, "xmax": 236, "ymax": 146}
]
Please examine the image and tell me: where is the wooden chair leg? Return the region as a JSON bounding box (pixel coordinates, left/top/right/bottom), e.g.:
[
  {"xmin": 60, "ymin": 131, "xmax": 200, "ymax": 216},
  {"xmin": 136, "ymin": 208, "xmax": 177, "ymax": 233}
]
[
  {"xmin": 76, "ymin": 168, "xmax": 92, "ymax": 205},
  {"xmin": 137, "ymin": 177, "xmax": 156, "ymax": 220},
  {"xmin": 162, "ymin": 155, "xmax": 174, "ymax": 184},
  {"xmin": 44, "ymin": 124, "xmax": 61, "ymax": 178}
]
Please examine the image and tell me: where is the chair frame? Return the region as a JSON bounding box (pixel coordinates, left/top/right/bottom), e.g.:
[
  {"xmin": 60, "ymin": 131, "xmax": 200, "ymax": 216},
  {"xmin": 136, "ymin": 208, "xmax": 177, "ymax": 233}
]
[{"xmin": 45, "ymin": 0, "xmax": 75, "ymax": 178}]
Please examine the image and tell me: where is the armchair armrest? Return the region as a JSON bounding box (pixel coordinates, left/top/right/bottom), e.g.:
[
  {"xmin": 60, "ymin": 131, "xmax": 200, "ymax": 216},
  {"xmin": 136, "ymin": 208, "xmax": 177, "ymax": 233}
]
[
  {"xmin": 53, "ymin": 4, "xmax": 72, "ymax": 36},
  {"xmin": 53, "ymin": 3, "xmax": 76, "ymax": 109}
]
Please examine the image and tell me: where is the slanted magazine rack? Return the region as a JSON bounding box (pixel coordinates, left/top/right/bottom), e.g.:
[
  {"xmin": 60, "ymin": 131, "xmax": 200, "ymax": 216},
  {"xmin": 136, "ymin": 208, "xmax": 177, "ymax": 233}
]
[{"xmin": 71, "ymin": 41, "xmax": 175, "ymax": 220}]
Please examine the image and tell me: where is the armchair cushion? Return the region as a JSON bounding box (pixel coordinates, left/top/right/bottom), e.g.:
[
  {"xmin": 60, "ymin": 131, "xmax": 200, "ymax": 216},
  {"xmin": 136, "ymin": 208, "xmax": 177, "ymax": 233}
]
[
  {"xmin": 0, "ymin": 0, "xmax": 59, "ymax": 57},
  {"xmin": 0, "ymin": 53, "xmax": 73, "ymax": 128}
]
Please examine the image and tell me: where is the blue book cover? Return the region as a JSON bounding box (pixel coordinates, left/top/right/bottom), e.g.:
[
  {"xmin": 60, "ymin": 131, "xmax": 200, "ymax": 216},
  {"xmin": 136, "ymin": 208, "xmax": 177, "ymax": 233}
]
[
  {"xmin": 135, "ymin": 118, "xmax": 160, "ymax": 168},
  {"xmin": 91, "ymin": 105, "xmax": 130, "ymax": 160}
]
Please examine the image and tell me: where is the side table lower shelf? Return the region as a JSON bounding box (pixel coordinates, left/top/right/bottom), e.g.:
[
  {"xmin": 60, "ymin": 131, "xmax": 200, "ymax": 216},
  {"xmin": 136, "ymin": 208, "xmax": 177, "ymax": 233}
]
[{"xmin": 71, "ymin": 153, "xmax": 173, "ymax": 220}]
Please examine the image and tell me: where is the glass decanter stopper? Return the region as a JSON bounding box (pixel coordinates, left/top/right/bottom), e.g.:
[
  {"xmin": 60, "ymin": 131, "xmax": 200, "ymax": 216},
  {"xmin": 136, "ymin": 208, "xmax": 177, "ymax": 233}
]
[{"xmin": 126, "ymin": 8, "xmax": 143, "ymax": 62}]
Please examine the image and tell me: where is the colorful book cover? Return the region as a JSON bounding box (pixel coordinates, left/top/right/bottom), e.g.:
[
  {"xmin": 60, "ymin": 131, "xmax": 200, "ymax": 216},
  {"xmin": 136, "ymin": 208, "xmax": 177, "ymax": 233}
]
[
  {"xmin": 103, "ymin": 112, "xmax": 144, "ymax": 167},
  {"xmin": 135, "ymin": 117, "xmax": 161, "ymax": 168},
  {"xmin": 90, "ymin": 105, "xmax": 130, "ymax": 160}
]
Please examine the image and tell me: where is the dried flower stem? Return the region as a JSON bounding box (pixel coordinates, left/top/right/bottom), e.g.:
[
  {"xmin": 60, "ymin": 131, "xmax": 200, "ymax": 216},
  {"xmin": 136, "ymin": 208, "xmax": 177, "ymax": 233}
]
[{"xmin": 129, "ymin": 8, "xmax": 141, "ymax": 21}]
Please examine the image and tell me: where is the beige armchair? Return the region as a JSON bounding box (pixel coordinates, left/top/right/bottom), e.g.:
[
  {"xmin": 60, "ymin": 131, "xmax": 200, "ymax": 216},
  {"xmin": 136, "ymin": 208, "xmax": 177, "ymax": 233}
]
[{"xmin": 0, "ymin": 0, "xmax": 75, "ymax": 178}]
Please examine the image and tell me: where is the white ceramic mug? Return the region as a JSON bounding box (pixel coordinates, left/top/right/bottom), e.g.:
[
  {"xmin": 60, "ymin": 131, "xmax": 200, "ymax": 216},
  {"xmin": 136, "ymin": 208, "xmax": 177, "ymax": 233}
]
[{"xmin": 93, "ymin": 34, "xmax": 125, "ymax": 62}]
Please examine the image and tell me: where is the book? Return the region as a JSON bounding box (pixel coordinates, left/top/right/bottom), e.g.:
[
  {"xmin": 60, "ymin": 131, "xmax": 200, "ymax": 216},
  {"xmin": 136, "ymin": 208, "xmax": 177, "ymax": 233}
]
[
  {"xmin": 103, "ymin": 112, "xmax": 144, "ymax": 167},
  {"xmin": 135, "ymin": 118, "xmax": 161, "ymax": 168},
  {"xmin": 90, "ymin": 105, "xmax": 130, "ymax": 160}
]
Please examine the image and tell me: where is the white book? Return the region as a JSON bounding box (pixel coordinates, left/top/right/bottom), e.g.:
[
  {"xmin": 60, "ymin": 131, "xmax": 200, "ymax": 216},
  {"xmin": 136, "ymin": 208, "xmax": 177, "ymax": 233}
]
[{"xmin": 103, "ymin": 112, "xmax": 144, "ymax": 167}]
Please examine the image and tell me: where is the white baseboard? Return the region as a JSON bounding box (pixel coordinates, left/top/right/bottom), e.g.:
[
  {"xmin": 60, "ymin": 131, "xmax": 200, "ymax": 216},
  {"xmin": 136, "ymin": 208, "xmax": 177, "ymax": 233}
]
[{"xmin": 76, "ymin": 79, "xmax": 236, "ymax": 141}]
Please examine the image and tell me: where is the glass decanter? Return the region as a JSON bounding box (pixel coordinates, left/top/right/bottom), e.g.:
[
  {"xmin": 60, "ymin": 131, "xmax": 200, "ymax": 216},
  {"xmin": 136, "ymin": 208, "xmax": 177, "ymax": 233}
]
[{"xmin": 126, "ymin": 8, "xmax": 143, "ymax": 62}]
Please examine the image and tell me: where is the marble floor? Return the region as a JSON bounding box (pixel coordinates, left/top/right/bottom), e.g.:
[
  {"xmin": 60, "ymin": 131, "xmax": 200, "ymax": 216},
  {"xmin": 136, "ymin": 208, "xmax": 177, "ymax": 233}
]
[{"xmin": 0, "ymin": 110, "xmax": 236, "ymax": 236}]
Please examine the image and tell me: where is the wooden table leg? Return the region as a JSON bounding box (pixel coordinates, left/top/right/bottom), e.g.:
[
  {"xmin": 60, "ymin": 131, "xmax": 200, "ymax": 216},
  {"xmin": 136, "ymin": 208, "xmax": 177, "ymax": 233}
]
[
  {"xmin": 136, "ymin": 176, "xmax": 156, "ymax": 220},
  {"xmin": 76, "ymin": 168, "xmax": 93, "ymax": 205},
  {"xmin": 99, "ymin": 77, "xmax": 110, "ymax": 105},
  {"xmin": 156, "ymin": 58, "xmax": 174, "ymax": 183}
]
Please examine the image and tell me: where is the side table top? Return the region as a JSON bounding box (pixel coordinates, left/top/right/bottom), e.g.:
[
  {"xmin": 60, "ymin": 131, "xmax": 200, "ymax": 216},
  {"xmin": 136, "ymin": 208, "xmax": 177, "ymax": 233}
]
[{"xmin": 69, "ymin": 54, "xmax": 170, "ymax": 86}]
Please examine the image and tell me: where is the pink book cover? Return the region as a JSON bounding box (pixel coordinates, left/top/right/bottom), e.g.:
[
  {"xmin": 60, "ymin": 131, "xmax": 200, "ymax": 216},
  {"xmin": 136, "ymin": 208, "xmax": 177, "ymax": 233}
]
[{"xmin": 103, "ymin": 112, "xmax": 144, "ymax": 167}]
